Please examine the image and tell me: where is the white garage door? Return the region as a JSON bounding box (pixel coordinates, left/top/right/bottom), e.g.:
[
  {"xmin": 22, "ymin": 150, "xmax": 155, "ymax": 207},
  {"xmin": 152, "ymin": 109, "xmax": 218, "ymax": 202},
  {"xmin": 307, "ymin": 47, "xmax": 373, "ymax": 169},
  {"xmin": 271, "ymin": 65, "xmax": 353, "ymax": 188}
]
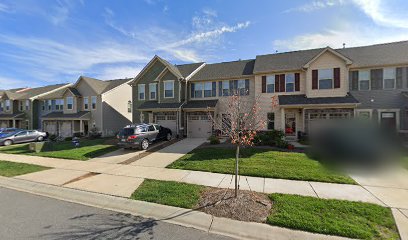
[
  {"xmin": 188, "ymin": 115, "xmax": 212, "ymax": 138},
  {"xmin": 156, "ymin": 115, "xmax": 177, "ymax": 134},
  {"xmin": 0, "ymin": 121, "xmax": 8, "ymax": 128},
  {"xmin": 44, "ymin": 121, "xmax": 57, "ymax": 135},
  {"xmin": 60, "ymin": 121, "xmax": 72, "ymax": 137}
]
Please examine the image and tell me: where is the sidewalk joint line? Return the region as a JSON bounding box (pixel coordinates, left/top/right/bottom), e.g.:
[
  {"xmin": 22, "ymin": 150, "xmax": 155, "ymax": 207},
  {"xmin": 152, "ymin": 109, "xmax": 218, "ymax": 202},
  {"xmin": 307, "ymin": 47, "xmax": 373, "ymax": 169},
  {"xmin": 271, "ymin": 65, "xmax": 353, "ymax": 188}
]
[
  {"xmin": 308, "ymin": 182, "xmax": 320, "ymax": 198},
  {"xmin": 359, "ymin": 185, "xmax": 388, "ymax": 207}
]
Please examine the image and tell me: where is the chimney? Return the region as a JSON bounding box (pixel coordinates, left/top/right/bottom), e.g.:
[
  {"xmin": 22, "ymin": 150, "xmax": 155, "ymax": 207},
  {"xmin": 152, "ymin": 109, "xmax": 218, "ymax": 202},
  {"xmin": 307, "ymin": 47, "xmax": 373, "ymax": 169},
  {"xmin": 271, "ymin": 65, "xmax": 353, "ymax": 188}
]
[{"xmin": 343, "ymin": 43, "xmax": 346, "ymax": 49}]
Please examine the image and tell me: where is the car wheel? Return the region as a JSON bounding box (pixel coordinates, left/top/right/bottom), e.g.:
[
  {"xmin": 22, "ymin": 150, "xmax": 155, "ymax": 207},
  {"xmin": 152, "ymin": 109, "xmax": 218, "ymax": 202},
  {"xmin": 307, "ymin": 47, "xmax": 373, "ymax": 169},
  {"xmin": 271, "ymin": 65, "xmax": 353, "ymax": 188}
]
[
  {"xmin": 141, "ymin": 139, "xmax": 149, "ymax": 150},
  {"xmin": 37, "ymin": 136, "xmax": 44, "ymax": 142},
  {"xmin": 166, "ymin": 133, "xmax": 172, "ymax": 141},
  {"xmin": 3, "ymin": 140, "xmax": 12, "ymax": 146}
]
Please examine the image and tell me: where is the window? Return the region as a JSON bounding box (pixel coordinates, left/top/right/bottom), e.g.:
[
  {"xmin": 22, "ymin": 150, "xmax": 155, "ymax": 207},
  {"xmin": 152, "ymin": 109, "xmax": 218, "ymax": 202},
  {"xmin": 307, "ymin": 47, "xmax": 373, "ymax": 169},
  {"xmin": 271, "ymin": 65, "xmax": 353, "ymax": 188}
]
[
  {"xmin": 138, "ymin": 84, "xmax": 145, "ymax": 100},
  {"xmin": 383, "ymin": 68, "xmax": 396, "ymax": 89},
  {"xmin": 41, "ymin": 100, "xmax": 46, "ymax": 111},
  {"xmin": 318, "ymin": 69, "xmax": 333, "ymax": 89},
  {"xmin": 127, "ymin": 101, "xmax": 132, "ymax": 113},
  {"xmin": 204, "ymin": 82, "xmax": 212, "ymax": 97},
  {"xmin": 25, "ymin": 100, "xmax": 29, "ymax": 111},
  {"xmin": 267, "ymin": 113, "xmax": 275, "ymax": 130},
  {"xmin": 286, "ymin": 73, "xmax": 295, "ymax": 92},
  {"xmin": 5, "ymin": 100, "xmax": 10, "ymax": 111},
  {"xmin": 66, "ymin": 97, "xmax": 73, "ymax": 110},
  {"xmin": 84, "ymin": 97, "xmax": 89, "ymax": 110},
  {"xmin": 266, "ymin": 76, "xmax": 275, "ymax": 93},
  {"xmin": 357, "ymin": 111, "xmax": 371, "ymax": 120},
  {"xmin": 0, "ymin": 102, "xmax": 3, "ymax": 112},
  {"xmin": 149, "ymin": 83, "xmax": 157, "ymax": 100},
  {"xmin": 193, "ymin": 83, "xmax": 203, "ymax": 98},
  {"xmin": 19, "ymin": 101, "xmax": 23, "ymax": 111},
  {"xmin": 47, "ymin": 100, "xmax": 52, "ymax": 111},
  {"xmin": 148, "ymin": 125, "xmax": 155, "ymax": 131},
  {"xmin": 164, "ymin": 81, "xmax": 174, "ymax": 98},
  {"xmin": 237, "ymin": 79, "xmax": 246, "ymax": 95},
  {"xmin": 91, "ymin": 96, "xmax": 97, "ymax": 109},
  {"xmin": 358, "ymin": 70, "xmax": 370, "ymax": 90},
  {"xmin": 55, "ymin": 99, "xmax": 64, "ymax": 111},
  {"xmin": 221, "ymin": 81, "xmax": 230, "ymax": 96}
]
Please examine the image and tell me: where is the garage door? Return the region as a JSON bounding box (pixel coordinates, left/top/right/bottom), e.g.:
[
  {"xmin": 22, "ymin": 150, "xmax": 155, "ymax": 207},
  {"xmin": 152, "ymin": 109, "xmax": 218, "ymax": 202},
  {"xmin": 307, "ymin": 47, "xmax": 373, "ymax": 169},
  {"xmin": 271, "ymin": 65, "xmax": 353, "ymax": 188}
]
[
  {"xmin": 60, "ymin": 121, "xmax": 72, "ymax": 137},
  {"xmin": 156, "ymin": 115, "xmax": 177, "ymax": 134},
  {"xmin": 44, "ymin": 121, "xmax": 57, "ymax": 135},
  {"xmin": 188, "ymin": 115, "xmax": 212, "ymax": 138},
  {"xmin": 0, "ymin": 121, "xmax": 8, "ymax": 128}
]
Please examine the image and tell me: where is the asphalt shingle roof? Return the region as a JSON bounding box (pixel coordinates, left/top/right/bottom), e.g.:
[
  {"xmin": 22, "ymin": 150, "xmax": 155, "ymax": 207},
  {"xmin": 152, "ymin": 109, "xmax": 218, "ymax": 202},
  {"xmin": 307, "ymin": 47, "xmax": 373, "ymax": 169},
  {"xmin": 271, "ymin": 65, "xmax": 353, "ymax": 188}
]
[
  {"xmin": 190, "ymin": 59, "xmax": 255, "ymax": 81},
  {"xmin": 183, "ymin": 100, "xmax": 218, "ymax": 109},
  {"xmin": 0, "ymin": 112, "xmax": 25, "ymax": 119},
  {"xmin": 1, "ymin": 84, "xmax": 67, "ymax": 100},
  {"xmin": 175, "ymin": 63, "xmax": 204, "ymax": 78},
  {"xmin": 278, "ymin": 94, "xmax": 359, "ymax": 106},
  {"xmin": 138, "ymin": 101, "xmax": 183, "ymax": 110},
  {"xmin": 41, "ymin": 111, "xmax": 91, "ymax": 120},
  {"xmin": 79, "ymin": 76, "xmax": 131, "ymax": 95}
]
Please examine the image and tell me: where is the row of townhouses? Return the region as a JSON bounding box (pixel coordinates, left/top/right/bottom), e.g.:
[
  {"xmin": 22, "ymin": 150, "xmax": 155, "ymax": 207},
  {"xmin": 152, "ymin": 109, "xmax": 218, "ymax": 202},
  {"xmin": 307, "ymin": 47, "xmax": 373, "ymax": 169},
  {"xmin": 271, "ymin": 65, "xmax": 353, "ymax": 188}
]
[{"xmin": 1, "ymin": 41, "xmax": 407, "ymax": 139}]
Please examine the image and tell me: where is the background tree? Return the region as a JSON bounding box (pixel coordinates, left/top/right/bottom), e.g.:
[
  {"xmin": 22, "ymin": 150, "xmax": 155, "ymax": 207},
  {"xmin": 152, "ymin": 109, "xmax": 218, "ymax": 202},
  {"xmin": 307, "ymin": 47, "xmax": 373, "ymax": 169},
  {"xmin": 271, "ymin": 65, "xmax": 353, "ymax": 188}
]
[{"xmin": 208, "ymin": 92, "xmax": 265, "ymax": 197}]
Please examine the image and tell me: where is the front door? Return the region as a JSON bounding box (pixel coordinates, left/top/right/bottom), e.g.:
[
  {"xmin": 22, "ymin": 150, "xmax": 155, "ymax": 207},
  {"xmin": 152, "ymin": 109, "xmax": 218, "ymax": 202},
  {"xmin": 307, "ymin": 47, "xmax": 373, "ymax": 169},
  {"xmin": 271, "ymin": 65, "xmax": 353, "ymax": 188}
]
[
  {"xmin": 380, "ymin": 112, "xmax": 397, "ymax": 131},
  {"xmin": 285, "ymin": 113, "xmax": 296, "ymax": 137},
  {"xmin": 83, "ymin": 121, "xmax": 89, "ymax": 135}
]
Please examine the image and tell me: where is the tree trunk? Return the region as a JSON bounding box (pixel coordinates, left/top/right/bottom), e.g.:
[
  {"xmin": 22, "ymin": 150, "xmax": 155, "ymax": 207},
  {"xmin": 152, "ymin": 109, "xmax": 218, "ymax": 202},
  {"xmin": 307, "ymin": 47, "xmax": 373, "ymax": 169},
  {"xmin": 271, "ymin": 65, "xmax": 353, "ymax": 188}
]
[{"xmin": 235, "ymin": 144, "xmax": 240, "ymax": 198}]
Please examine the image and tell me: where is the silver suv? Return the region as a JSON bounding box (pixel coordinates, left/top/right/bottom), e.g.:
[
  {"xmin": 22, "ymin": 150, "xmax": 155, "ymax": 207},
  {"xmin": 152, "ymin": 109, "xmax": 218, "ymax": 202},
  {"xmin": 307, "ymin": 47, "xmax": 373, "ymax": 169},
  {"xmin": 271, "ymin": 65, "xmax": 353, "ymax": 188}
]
[{"xmin": 117, "ymin": 123, "xmax": 172, "ymax": 150}]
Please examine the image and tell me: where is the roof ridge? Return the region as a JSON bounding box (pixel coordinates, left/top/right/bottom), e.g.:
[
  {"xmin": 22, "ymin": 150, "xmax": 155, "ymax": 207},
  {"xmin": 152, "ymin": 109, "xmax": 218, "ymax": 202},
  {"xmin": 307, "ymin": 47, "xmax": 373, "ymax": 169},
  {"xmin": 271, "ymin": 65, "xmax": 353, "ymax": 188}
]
[{"xmin": 336, "ymin": 40, "xmax": 408, "ymax": 51}]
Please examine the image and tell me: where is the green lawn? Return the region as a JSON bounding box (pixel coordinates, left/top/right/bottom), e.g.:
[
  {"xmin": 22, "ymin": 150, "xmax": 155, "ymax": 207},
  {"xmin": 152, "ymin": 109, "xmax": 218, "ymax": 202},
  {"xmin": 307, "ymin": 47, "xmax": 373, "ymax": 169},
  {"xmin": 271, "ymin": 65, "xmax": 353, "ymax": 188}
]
[
  {"xmin": 0, "ymin": 139, "xmax": 118, "ymax": 160},
  {"xmin": 130, "ymin": 179, "xmax": 204, "ymax": 208},
  {"xmin": 404, "ymin": 157, "xmax": 408, "ymax": 169},
  {"xmin": 168, "ymin": 148, "xmax": 355, "ymax": 184},
  {"xmin": 268, "ymin": 194, "xmax": 399, "ymax": 240},
  {"xmin": 0, "ymin": 160, "xmax": 50, "ymax": 177}
]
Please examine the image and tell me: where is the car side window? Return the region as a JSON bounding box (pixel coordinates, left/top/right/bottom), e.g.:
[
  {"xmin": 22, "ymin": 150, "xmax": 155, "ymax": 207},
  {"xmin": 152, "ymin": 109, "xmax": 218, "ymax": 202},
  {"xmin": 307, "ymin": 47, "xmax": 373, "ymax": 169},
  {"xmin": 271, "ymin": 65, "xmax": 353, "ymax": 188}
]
[
  {"xmin": 148, "ymin": 125, "xmax": 155, "ymax": 131},
  {"xmin": 15, "ymin": 131, "xmax": 27, "ymax": 136},
  {"xmin": 154, "ymin": 125, "xmax": 161, "ymax": 131}
]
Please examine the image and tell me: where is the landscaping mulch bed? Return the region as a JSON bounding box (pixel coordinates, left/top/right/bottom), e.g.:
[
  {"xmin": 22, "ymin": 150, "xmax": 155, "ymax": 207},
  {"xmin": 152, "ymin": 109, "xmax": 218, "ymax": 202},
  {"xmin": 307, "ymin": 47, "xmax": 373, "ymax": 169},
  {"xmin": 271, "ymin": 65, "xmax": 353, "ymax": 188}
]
[{"xmin": 195, "ymin": 188, "xmax": 272, "ymax": 223}]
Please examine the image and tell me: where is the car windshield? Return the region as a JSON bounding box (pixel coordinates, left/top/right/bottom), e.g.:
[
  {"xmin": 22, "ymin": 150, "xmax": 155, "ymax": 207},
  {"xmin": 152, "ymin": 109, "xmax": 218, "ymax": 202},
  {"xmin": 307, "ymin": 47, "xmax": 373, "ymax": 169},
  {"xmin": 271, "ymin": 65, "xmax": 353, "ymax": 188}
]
[{"xmin": 119, "ymin": 128, "xmax": 135, "ymax": 137}]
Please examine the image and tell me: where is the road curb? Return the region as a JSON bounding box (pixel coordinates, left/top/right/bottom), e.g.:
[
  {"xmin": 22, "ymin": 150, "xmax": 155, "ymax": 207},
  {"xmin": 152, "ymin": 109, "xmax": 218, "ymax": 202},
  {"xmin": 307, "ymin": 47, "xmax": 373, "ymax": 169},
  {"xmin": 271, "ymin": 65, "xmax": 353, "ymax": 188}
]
[{"xmin": 0, "ymin": 177, "xmax": 350, "ymax": 240}]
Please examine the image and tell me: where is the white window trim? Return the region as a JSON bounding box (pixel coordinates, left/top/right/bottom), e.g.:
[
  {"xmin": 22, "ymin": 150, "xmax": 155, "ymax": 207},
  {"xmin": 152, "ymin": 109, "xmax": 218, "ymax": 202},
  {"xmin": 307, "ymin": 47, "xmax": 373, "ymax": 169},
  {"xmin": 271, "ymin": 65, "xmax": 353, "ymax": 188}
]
[
  {"xmin": 138, "ymin": 84, "xmax": 146, "ymax": 100},
  {"xmin": 377, "ymin": 109, "xmax": 400, "ymax": 130},
  {"xmin": 285, "ymin": 73, "xmax": 295, "ymax": 92},
  {"xmin": 163, "ymin": 80, "xmax": 174, "ymax": 98},
  {"xmin": 149, "ymin": 83, "xmax": 157, "ymax": 100},
  {"xmin": 266, "ymin": 75, "xmax": 275, "ymax": 93},
  {"xmin": 83, "ymin": 97, "xmax": 89, "ymax": 110},
  {"xmin": 5, "ymin": 100, "xmax": 10, "ymax": 111},
  {"xmin": 66, "ymin": 97, "xmax": 74, "ymax": 110},
  {"xmin": 358, "ymin": 70, "xmax": 371, "ymax": 91},
  {"xmin": 91, "ymin": 96, "xmax": 97, "ymax": 110},
  {"xmin": 355, "ymin": 109, "xmax": 373, "ymax": 119},
  {"xmin": 318, "ymin": 68, "xmax": 334, "ymax": 90},
  {"xmin": 383, "ymin": 68, "xmax": 396, "ymax": 90}
]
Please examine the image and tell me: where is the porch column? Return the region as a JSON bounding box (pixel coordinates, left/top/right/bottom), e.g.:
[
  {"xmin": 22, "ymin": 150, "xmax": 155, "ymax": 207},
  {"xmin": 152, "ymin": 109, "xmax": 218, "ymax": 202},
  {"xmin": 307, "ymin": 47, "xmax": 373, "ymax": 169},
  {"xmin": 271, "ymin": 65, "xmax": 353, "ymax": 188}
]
[
  {"xmin": 280, "ymin": 108, "xmax": 285, "ymax": 131},
  {"xmin": 12, "ymin": 119, "xmax": 15, "ymax": 128},
  {"xmin": 80, "ymin": 120, "xmax": 83, "ymax": 134},
  {"xmin": 302, "ymin": 108, "xmax": 305, "ymax": 133}
]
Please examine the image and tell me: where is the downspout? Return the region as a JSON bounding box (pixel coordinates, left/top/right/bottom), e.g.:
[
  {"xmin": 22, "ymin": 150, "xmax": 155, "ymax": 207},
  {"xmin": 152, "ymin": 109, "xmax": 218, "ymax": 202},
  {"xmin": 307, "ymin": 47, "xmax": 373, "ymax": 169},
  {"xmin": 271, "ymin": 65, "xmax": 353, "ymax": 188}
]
[{"xmin": 178, "ymin": 77, "xmax": 188, "ymax": 138}]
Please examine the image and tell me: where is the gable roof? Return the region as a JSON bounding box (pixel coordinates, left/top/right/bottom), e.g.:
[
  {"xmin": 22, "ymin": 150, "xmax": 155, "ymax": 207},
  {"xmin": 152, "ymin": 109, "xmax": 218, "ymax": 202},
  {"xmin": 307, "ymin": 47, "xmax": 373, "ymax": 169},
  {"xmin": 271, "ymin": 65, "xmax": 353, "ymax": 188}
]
[
  {"xmin": 254, "ymin": 40, "xmax": 408, "ymax": 74},
  {"xmin": 1, "ymin": 84, "xmax": 68, "ymax": 100},
  {"xmin": 190, "ymin": 59, "xmax": 255, "ymax": 81},
  {"xmin": 74, "ymin": 76, "xmax": 131, "ymax": 95},
  {"xmin": 302, "ymin": 47, "xmax": 352, "ymax": 68}
]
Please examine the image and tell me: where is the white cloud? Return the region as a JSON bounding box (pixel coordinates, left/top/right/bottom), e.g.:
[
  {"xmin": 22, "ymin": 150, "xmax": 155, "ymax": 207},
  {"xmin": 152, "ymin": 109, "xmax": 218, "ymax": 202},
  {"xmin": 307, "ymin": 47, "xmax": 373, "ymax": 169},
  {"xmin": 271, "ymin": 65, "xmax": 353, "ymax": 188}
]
[
  {"xmin": 0, "ymin": 76, "xmax": 35, "ymax": 89},
  {"xmin": 351, "ymin": 0, "xmax": 408, "ymax": 29},
  {"xmin": 95, "ymin": 65, "xmax": 142, "ymax": 80},
  {"xmin": 273, "ymin": 26, "xmax": 408, "ymax": 51},
  {"xmin": 285, "ymin": 0, "xmax": 345, "ymax": 13},
  {"xmin": 0, "ymin": 2, "xmax": 12, "ymax": 13}
]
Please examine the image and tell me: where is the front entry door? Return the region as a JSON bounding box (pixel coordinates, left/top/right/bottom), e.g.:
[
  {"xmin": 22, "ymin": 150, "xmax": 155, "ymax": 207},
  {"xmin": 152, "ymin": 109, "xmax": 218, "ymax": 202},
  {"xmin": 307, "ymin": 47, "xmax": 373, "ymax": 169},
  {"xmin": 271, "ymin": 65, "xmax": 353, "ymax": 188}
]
[
  {"xmin": 380, "ymin": 112, "xmax": 397, "ymax": 131},
  {"xmin": 285, "ymin": 113, "xmax": 296, "ymax": 137}
]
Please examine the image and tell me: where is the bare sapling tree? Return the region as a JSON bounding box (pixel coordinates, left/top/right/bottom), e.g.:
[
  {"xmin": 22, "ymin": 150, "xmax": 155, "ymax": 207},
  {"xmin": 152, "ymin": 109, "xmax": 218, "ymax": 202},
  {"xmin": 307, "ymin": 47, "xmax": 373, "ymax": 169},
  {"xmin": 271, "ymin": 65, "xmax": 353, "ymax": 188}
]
[{"xmin": 208, "ymin": 91, "xmax": 265, "ymax": 197}]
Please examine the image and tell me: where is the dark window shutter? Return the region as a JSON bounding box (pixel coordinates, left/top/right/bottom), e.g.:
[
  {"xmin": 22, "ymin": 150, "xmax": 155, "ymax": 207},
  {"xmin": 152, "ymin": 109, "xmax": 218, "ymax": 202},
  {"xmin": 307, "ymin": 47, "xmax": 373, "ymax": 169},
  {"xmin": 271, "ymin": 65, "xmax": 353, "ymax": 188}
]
[
  {"xmin": 275, "ymin": 75, "xmax": 280, "ymax": 92},
  {"xmin": 334, "ymin": 68, "xmax": 340, "ymax": 88},
  {"xmin": 396, "ymin": 67, "xmax": 403, "ymax": 89},
  {"xmin": 351, "ymin": 71, "xmax": 359, "ymax": 91},
  {"xmin": 279, "ymin": 74, "xmax": 285, "ymax": 92},
  {"xmin": 212, "ymin": 82, "xmax": 216, "ymax": 97},
  {"xmin": 295, "ymin": 73, "xmax": 300, "ymax": 91},
  {"xmin": 312, "ymin": 70, "xmax": 318, "ymax": 89},
  {"xmin": 229, "ymin": 80, "xmax": 234, "ymax": 95},
  {"xmin": 371, "ymin": 69, "xmax": 383, "ymax": 90},
  {"xmin": 245, "ymin": 79, "xmax": 249, "ymax": 95},
  {"xmin": 218, "ymin": 81, "xmax": 222, "ymax": 96},
  {"xmin": 191, "ymin": 83, "xmax": 195, "ymax": 98},
  {"xmin": 261, "ymin": 76, "xmax": 266, "ymax": 93}
]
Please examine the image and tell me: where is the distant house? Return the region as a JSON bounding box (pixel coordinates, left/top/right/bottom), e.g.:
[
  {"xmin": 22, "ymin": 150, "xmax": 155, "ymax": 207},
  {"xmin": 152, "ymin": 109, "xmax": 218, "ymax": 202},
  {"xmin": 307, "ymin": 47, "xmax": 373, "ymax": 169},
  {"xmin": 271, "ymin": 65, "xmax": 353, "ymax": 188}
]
[{"xmin": 38, "ymin": 76, "xmax": 132, "ymax": 137}]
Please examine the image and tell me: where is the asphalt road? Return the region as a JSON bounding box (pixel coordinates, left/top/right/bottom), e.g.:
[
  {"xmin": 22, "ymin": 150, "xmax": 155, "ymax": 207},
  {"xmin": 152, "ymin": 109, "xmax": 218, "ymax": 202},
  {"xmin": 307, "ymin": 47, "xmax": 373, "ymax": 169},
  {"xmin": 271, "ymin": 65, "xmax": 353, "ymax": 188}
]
[{"xmin": 0, "ymin": 187, "xmax": 233, "ymax": 240}]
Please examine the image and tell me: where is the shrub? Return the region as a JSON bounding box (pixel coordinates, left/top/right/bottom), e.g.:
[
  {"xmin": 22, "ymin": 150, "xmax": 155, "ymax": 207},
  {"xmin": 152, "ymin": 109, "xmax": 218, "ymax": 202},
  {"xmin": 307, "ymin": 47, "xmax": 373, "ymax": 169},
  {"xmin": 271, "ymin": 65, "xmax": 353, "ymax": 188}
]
[
  {"xmin": 89, "ymin": 127, "xmax": 102, "ymax": 139},
  {"xmin": 49, "ymin": 134, "xmax": 57, "ymax": 142},
  {"xmin": 254, "ymin": 130, "xmax": 289, "ymax": 149},
  {"xmin": 65, "ymin": 137, "xmax": 73, "ymax": 141},
  {"xmin": 208, "ymin": 135, "xmax": 220, "ymax": 145}
]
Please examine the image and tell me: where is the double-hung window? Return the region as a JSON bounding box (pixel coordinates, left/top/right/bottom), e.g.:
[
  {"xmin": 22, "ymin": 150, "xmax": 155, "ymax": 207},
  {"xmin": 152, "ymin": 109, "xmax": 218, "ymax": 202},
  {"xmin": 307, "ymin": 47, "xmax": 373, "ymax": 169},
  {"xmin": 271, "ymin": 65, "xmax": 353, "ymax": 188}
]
[
  {"xmin": 56, "ymin": 99, "xmax": 64, "ymax": 110},
  {"xmin": 127, "ymin": 101, "xmax": 132, "ymax": 113},
  {"xmin": 221, "ymin": 81, "xmax": 230, "ymax": 96},
  {"xmin": 358, "ymin": 70, "xmax": 370, "ymax": 90},
  {"xmin": 266, "ymin": 76, "xmax": 274, "ymax": 93},
  {"xmin": 84, "ymin": 97, "xmax": 89, "ymax": 110},
  {"xmin": 237, "ymin": 79, "xmax": 246, "ymax": 95},
  {"xmin": 25, "ymin": 100, "xmax": 30, "ymax": 111},
  {"xmin": 66, "ymin": 97, "xmax": 73, "ymax": 110},
  {"xmin": 286, "ymin": 73, "xmax": 295, "ymax": 92},
  {"xmin": 267, "ymin": 113, "xmax": 275, "ymax": 130},
  {"xmin": 91, "ymin": 96, "xmax": 97, "ymax": 110},
  {"xmin": 5, "ymin": 100, "xmax": 10, "ymax": 111},
  {"xmin": 164, "ymin": 81, "xmax": 174, "ymax": 98},
  {"xmin": 19, "ymin": 101, "xmax": 23, "ymax": 111},
  {"xmin": 193, "ymin": 83, "xmax": 203, "ymax": 98},
  {"xmin": 383, "ymin": 68, "xmax": 396, "ymax": 89},
  {"xmin": 149, "ymin": 83, "xmax": 156, "ymax": 100},
  {"xmin": 204, "ymin": 82, "xmax": 212, "ymax": 97},
  {"xmin": 318, "ymin": 69, "xmax": 333, "ymax": 89},
  {"xmin": 48, "ymin": 100, "xmax": 52, "ymax": 111},
  {"xmin": 138, "ymin": 84, "xmax": 145, "ymax": 100}
]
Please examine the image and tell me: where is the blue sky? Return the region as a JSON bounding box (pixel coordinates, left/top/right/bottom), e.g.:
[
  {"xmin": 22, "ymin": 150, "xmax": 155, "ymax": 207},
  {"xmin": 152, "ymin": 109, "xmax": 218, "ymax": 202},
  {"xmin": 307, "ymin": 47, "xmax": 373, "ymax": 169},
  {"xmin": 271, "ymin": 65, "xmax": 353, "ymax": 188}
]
[{"xmin": 1, "ymin": 0, "xmax": 408, "ymax": 89}]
